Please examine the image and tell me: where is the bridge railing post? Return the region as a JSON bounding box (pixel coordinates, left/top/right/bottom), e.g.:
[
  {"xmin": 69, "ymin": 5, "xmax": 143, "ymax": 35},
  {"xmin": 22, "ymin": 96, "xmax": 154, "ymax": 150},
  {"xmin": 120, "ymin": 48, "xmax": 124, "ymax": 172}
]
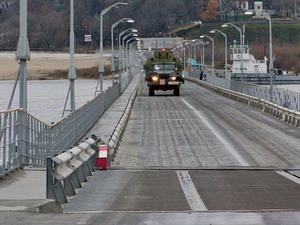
[{"xmin": 46, "ymin": 157, "xmax": 56, "ymax": 200}]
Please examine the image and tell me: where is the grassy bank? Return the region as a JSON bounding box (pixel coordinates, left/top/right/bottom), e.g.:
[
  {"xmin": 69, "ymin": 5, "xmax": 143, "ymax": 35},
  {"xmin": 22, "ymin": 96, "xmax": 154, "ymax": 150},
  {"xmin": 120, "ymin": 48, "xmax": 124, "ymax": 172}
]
[{"xmin": 38, "ymin": 65, "xmax": 114, "ymax": 80}]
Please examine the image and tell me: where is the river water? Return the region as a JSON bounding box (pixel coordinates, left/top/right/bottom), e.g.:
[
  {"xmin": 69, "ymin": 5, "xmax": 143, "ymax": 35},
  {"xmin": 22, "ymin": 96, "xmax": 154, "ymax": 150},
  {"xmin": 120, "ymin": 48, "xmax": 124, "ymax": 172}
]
[
  {"xmin": 275, "ymin": 84, "xmax": 300, "ymax": 92},
  {"xmin": 0, "ymin": 79, "xmax": 112, "ymax": 123}
]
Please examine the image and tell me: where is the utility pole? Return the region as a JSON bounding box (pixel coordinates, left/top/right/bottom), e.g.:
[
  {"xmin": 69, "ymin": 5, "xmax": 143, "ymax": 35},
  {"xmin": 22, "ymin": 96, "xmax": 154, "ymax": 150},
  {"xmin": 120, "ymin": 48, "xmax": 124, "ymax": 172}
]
[
  {"xmin": 95, "ymin": 2, "xmax": 128, "ymax": 97},
  {"xmin": 68, "ymin": 0, "xmax": 76, "ymax": 112},
  {"xmin": 62, "ymin": 0, "xmax": 77, "ymax": 117},
  {"xmin": 16, "ymin": 0, "xmax": 31, "ymax": 164},
  {"xmin": 264, "ymin": 13, "xmax": 274, "ymax": 102},
  {"xmin": 16, "ymin": 0, "xmax": 30, "ymax": 110},
  {"xmin": 222, "ymin": 23, "xmax": 244, "ymax": 82}
]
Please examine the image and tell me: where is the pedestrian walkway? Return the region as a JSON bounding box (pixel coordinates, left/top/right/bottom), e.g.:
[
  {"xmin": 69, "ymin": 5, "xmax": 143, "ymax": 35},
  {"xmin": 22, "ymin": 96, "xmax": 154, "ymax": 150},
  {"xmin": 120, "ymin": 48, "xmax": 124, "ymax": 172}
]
[
  {"xmin": 84, "ymin": 73, "xmax": 141, "ymax": 143},
  {"xmin": 0, "ymin": 73, "xmax": 141, "ymax": 202}
]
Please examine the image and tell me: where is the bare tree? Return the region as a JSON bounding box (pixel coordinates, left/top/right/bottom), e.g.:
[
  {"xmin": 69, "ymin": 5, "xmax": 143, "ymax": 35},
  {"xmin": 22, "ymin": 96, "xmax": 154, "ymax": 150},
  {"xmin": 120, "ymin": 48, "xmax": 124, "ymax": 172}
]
[
  {"xmin": 226, "ymin": 0, "xmax": 248, "ymax": 21},
  {"xmin": 201, "ymin": 0, "xmax": 220, "ymax": 19}
]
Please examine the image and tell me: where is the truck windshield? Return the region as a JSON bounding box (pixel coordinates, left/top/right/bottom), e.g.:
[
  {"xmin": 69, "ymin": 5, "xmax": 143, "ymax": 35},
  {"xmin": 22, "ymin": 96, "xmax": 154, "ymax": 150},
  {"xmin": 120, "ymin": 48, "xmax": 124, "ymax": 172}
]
[{"xmin": 153, "ymin": 64, "xmax": 175, "ymax": 71}]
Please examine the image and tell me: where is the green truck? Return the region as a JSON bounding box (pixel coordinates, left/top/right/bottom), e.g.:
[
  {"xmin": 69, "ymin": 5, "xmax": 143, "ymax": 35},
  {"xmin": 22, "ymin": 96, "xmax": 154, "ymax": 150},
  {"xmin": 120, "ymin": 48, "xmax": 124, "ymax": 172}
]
[{"xmin": 144, "ymin": 49, "xmax": 184, "ymax": 96}]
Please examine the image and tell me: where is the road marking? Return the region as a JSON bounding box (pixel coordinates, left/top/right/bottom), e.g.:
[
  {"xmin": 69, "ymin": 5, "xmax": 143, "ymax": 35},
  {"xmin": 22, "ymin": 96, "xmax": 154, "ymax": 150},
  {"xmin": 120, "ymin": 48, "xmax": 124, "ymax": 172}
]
[
  {"xmin": 181, "ymin": 98, "xmax": 249, "ymax": 167},
  {"xmin": 276, "ymin": 171, "xmax": 300, "ymax": 185},
  {"xmin": 66, "ymin": 210, "xmax": 196, "ymax": 214},
  {"xmin": 176, "ymin": 171, "xmax": 208, "ymax": 211},
  {"xmin": 0, "ymin": 206, "xmax": 27, "ymax": 211},
  {"xmin": 77, "ymin": 215, "xmax": 91, "ymax": 224}
]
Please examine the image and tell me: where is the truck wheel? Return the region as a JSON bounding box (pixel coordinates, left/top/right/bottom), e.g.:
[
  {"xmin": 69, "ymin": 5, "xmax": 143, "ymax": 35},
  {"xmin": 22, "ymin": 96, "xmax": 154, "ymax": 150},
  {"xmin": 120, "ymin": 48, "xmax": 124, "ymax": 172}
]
[
  {"xmin": 149, "ymin": 87, "xmax": 155, "ymax": 96},
  {"xmin": 174, "ymin": 86, "xmax": 180, "ymax": 96}
]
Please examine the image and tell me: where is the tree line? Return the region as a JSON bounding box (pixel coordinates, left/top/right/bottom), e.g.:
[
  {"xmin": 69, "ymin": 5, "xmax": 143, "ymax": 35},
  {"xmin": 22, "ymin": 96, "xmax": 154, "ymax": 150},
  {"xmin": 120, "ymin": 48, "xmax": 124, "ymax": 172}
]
[{"xmin": 0, "ymin": 0, "xmax": 297, "ymax": 49}]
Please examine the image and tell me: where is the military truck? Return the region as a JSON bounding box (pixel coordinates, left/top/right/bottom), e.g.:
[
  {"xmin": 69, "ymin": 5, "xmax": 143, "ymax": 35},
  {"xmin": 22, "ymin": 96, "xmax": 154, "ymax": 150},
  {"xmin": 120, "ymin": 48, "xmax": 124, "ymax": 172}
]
[{"xmin": 144, "ymin": 49, "xmax": 184, "ymax": 96}]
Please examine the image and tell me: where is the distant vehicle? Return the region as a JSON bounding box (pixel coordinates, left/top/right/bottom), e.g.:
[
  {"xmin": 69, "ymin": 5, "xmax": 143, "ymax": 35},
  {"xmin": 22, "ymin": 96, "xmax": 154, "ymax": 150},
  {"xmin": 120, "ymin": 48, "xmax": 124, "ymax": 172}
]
[{"xmin": 144, "ymin": 49, "xmax": 184, "ymax": 96}]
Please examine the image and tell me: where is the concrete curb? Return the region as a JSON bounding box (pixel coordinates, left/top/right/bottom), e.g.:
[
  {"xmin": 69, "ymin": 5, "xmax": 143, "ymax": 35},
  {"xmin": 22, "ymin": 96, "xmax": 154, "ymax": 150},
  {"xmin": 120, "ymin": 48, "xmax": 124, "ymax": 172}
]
[
  {"xmin": 186, "ymin": 77, "xmax": 300, "ymax": 127},
  {"xmin": 107, "ymin": 73, "xmax": 142, "ymax": 165},
  {"xmin": 0, "ymin": 199, "xmax": 62, "ymax": 214}
]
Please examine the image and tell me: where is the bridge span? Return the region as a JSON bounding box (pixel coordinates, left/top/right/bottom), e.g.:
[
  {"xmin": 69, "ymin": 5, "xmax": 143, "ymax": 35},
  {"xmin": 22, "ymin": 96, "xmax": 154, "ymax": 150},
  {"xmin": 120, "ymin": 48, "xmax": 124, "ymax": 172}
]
[{"xmin": 1, "ymin": 72, "xmax": 300, "ymax": 224}]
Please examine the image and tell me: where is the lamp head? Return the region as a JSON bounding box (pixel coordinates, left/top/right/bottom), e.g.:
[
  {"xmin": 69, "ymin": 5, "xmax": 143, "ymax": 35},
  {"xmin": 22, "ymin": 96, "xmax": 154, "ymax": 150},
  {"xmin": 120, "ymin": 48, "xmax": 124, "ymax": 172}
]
[
  {"xmin": 126, "ymin": 19, "xmax": 135, "ymax": 23},
  {"xmin": 245, "ymin": 11, "xmax": 254, "ymax": 15},
  {"xmin": 199, "ymin": 35, "xmax": 204, "ymax": 39},
  {"xmin": 221, "ymin": 24, "xmax": 228, "ymax": 28},
  {"xmin": 210, "ymin": 30, "xmax": 216, "ymax": 34}
]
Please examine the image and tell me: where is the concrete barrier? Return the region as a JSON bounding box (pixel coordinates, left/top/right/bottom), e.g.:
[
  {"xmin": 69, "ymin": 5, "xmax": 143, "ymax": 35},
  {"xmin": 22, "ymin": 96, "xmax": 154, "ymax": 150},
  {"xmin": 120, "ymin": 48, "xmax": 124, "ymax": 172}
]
[
  {"xmin": 107, "ymin": 74, "xmax": 142, "ymax": 165},
  {"xmin": 46, "ymin": 135, "xmax": 101, "ymax": 204},
  {"xmin": 186, "ymin": 77, "xmax": 300, "ymax": 127}
]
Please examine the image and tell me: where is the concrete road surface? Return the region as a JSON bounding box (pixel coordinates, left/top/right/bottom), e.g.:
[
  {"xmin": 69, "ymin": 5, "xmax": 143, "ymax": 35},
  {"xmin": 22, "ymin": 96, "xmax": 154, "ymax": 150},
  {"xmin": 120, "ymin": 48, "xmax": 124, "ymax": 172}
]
[
  {"xmin": 2, "ymin": 78, "xmax": 300, "ymax": 225},
  {"xmin": 60, "ymin": 78, "xmax": 300, "ymax": 224},
  {"xmin": 113, "ymin": 80, "xmax": 300, "ymax": 169},
  {"xmin": 0, "ymin": 211, "xmax": 300, "ymax": 225}
]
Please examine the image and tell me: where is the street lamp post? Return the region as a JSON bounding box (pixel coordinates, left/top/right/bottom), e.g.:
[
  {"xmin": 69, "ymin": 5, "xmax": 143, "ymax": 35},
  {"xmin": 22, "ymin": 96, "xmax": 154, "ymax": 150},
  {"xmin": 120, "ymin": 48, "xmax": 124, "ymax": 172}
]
[
  {"xmin": 16, "ymin": 0, "xmax": 30, "ymax": 164},
  {"xmin": 128, "ymin": 38, "xmax": 140, "ymax": 80},
  {"xmin": 119, "ymin": 28, "xmax": 132, "ymax": 71},
  {"xmin": 188, "ymin": 43, "xmax": 192, "ymax": 59},
  {"xmin": 222, "ymin": 23, "xmax": 244, "ymax": 82},
  {"xmin": 95, "ymin": 2, "xmax": 128, "ymax": 97},
  {"xmin": 182, "ymin": 47, "xmax": 186, "ymax": 70},
  {"xmin": 175, "ymin": 47, "xmax": 181, "ymax": 62},
  {"xmin": 119, "ymin": 28, "xmax": 137, "ymax": 71},
  {"xmin": 245, "ymin": 11, "xmax": 274, "ymax": 102},
  {"xmin": 200, "ymin": 35, "xmax": 215, "ymax": 76},
  {"xmin": 126, "ymin": 37, "xmax": 137, "ymax": 71},
  {"xmin": 129, "ymin": 41, "xmax": 139, "ymax": 74},
  {"xmin": 184, "ymin": 43, "xmax": 191, "ymax": 58},
  {"xmin": 264, "ymin": 13, "xmax": 274, "ymax": 102},
  {"xmin": 197, "ymin": 40, "xmax": 205, "ymax": 72},
  {"xmin": 191, "ymin": 40, "xmax": 197, "ymax": 61},
  {"xmin": 210, "ymin": 29, "xmax": 229, "ymax": 79},
  {"xmin": 175, "ymin": 47, "xmax": 181, "ymax": 59},
  {"xmin": 111, "ymin": 18, "xmax": 134, "ymax": 85},
  {"xmin": 122, "ymin": 33, "xmax": 137, "ymax": 72},
  {"xmin": 174, "ymin": 46, "xmax": 180, "ymax": 61},
  {"xmin": 16, "ymin": 0, "xmax": 30, "ymax": 110},
  {"xmin": 194, "ymin": 41, "xmax": 203, "ymax": 71},
  {"xmin": 122, "ymin": 33, "xmax": 132, "ymax": 72},
  {"xmin": 62, "ymin": 0, "xmax": 77, "ymax": 117},
  {"xmin": 69, "ymin": 0, "xmax": 76, "ymax": 110}
]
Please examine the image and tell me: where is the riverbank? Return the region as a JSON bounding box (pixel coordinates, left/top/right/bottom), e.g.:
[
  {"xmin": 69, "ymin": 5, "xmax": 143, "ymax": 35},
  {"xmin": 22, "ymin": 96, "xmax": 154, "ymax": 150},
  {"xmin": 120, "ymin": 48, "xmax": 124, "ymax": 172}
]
[
  {"xmin": 0, "ymin": 52, "xmax": 111, "ymax": 80},
  {"xmin": 185, "ymin": 23, "xmax": 300, "ymax": 74}
]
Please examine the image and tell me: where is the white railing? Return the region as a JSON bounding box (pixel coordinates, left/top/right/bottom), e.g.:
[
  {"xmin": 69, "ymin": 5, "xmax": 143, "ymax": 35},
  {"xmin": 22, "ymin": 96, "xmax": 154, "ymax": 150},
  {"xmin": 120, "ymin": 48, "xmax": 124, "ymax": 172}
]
[
  {"xmin": 186, "ymin": 74, "xmax": 300, "ymax": 127},
  {"xmin": 188, "ymin": 71, "xmax": 300, "ymax": 112}
]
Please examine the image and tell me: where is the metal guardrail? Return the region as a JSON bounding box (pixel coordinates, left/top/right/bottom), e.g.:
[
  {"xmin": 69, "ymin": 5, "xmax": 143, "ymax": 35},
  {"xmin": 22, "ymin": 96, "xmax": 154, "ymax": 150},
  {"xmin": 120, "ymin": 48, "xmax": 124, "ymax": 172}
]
[
  {"xmin": 0, "ymin": 70, "xmax": 140, "ymax": 177},
  {"xmin": 186, "ymin": 76, "xmax": 300, "ymax": 127},
  {"xmin": 188, "ymin": 71, "xmax": 300, "ymax": 112},
  {"xmin": 46, "ymin": 136, "xmax": 100, "ymax": 204}
]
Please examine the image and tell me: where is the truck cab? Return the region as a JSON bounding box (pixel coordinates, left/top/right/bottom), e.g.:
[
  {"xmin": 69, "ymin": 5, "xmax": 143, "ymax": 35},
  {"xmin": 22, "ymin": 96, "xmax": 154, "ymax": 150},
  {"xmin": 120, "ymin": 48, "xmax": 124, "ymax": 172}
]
[
  {"xmin": 146, "ymin": 62, "xmax": 184, "ymax": 96},
  {"xmin": 144, "ymin": 50, "xmax": 184, "ymax": 96}
]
